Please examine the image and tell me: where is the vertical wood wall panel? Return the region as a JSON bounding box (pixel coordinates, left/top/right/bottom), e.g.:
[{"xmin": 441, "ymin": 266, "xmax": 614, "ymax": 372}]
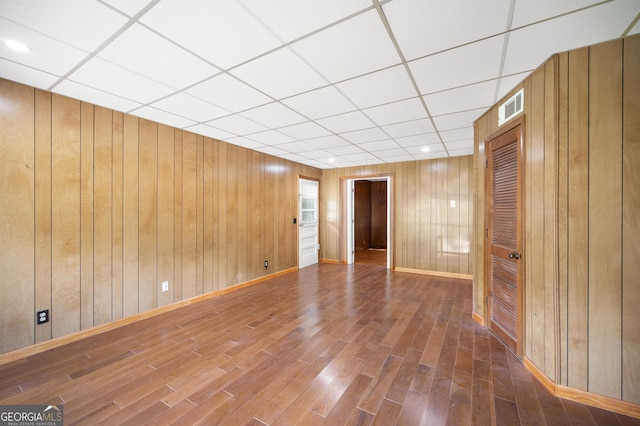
[
  {"xmin": 1, "ymin": 78, "xmax": 323, "ymax": 355},
  {"xmin": 0, "ymin": 81, "xmax": 35, "ymax": 353},
  {"xmin": 35, "ymin": 89, "xmax": 52, "ymax": 344},
  {"xmin": 138, "ymin": 119, "xmax": 158, "ymax": 313},
  {"xmin": 51, "ymin": 94, "xmax": 81, "ymax": 338},
  {"xmin": 173, "ymin": 130, "xmax": 183, "ymax": 301},
  {"xmin": 112, "ymin": 112, "xmax": 124, "ymax": 320},
  {"xmin": 203, "ymin": 137, "xmax": 214, "ymax": 294},
  {"xmin": 474, "ymin": 35, "xmax": 639, "ymax": 406},
  {"xmin": 157, "ymin": 124, "xmax": 174, "ymax": 307},
  {"xmin": 196, "ymin": 135, "xmax": 204, "ymax": 295},
  {"xmin": 79, "ymin": 102, "xmax": 94, "ymax": 329},
  {"xmin": 93, "ymin": 106, "xmax": 113, "ymax": 326},
  {"xmin": 566, "ymin": 47, "xmax": 589, "ymax": 391},
  {"xmin": 588, "ymin": 40, "xmax": 622, "ymax": 399},
  {"xmin": 181, "ymin": 132, "xmax": 197, "ymax": 299},
  {"xmin": 122, "ymin": 113, "xmax": 139, "ymax": 317},
  {"xmin": 226, "ymin": 145, "xmax": 238, "ymax": 285},
  {"xmin": 319, "ymin": 156, "xmax": 473, "ymax": 274},
  {"xmin": 543, "ymin": 60, "xmax": 558, "ymax": 382},
  {"xmin": 622, "ymin": 35, "xmax": 640, "ymax": 405}
]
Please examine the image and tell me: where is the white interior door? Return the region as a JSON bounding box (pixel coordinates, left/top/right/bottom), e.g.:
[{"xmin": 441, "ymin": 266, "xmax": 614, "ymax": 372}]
[{"xmin": 299, "ymin": 178, "xmax": 319, "ymax": 269}]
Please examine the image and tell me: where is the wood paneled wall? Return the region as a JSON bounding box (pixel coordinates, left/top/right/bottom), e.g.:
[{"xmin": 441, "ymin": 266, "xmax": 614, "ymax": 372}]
[
  {"xmin": 473, "ymin": 34, "xmax": 640, "ymax": 405},
  {"xmin": 320, "ymin": 157, "xmax": 473, "ymax": 275},
  {"xmin": 0, "ymin": 78, "xmax": 321, "ymax": 355}
]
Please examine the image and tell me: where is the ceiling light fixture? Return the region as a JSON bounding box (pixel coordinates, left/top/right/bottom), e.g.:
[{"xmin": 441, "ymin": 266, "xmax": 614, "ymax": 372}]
[
  {"xmin": 328, "ymin": 158, "xmax": 335, "ymax": 163},
  {"xmin": 421, "ymin": 146, "xmax": 430, "ymax": 153},
  {"xmin": 5, "ymin": 39, "xmax": 31, "ymax": 53}
]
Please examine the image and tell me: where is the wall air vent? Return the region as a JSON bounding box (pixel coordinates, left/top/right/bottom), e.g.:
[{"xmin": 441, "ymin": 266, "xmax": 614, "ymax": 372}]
[{"xmin": 498, "ymin": 88, "xmax": 524, "ymax": 126}]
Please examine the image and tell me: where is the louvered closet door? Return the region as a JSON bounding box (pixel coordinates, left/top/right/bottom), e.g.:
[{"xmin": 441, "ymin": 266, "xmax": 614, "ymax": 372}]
[{"xmin": 487, "ymin": 120, "xmax": 523, "ymax": 356}]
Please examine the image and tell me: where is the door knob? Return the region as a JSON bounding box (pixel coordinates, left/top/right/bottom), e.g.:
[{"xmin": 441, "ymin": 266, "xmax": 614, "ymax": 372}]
[{"xmin": 508, "ymin": 251, "xmax": 521, "ymax": 259}]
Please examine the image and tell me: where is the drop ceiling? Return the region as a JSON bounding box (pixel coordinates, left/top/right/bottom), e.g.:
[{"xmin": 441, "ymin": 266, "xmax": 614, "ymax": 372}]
[{"xmin": 1, "ymin": 0, "xmax": 638, "ymax": 168}]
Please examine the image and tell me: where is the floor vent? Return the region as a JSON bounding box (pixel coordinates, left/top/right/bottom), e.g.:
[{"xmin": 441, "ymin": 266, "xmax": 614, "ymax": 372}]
[{"xmin": 498, "ymin": 88, "xmax": 524, "ymax": 126}]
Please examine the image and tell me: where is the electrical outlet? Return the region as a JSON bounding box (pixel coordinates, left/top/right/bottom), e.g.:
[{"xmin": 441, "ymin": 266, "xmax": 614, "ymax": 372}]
[
  {"xmin": 37, "ymin": 309, "xmax": 49, "ymax": 325},
  {"xmin": 264, "ymin": 260, "xmax": 268, "ymax": 269},
  {"xmin": 162, "ymin": 281, "xmax": 169, "ymax": 292}
]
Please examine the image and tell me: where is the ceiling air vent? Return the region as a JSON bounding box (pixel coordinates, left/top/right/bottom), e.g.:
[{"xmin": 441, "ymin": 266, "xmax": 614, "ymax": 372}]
[{"xmin": 498, "ymin": 88, "xmax": 524, "ymax": 126}]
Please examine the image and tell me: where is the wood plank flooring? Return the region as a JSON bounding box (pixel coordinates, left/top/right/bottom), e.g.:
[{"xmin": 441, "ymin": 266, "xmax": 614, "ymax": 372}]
[{"xmin": 1, "ymin": 263, "xmax": 639, "ymax": 425}]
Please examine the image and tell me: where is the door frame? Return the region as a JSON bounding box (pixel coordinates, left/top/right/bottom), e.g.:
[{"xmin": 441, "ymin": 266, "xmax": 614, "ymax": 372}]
[
  {"xmin": 484, "ymin": 116, "xmax": 525, "ymax": 357},
  {"xmin": 298, "ymin": 176, "xmax": 320, "ymax": 269},
  {"xmin": 341, "ymin": 174, "xmax": 394, "ymax": 268}
]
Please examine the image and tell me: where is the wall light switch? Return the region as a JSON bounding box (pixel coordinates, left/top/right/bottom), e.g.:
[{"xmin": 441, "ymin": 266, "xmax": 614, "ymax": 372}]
[{"xmin": 162, "ymin": 281, "xmax": 169, "ymax": 292}]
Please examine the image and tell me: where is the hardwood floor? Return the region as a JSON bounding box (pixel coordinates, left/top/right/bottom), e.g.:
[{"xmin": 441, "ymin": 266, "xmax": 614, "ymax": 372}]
[
  {"xmin": 1, "ymin": 263, "xmax": 638, "ymax": 425},
  {"xmin": 355, "ymin": 248, "xmax": 387, "ymax": 266}
]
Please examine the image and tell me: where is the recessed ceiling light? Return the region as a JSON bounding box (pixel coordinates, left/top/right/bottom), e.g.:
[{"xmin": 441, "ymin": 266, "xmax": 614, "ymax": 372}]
[
  {"xmin": 328, "ymin": 158, "xmax": 335, "ymax": 163},
  {"xmin": 5, "ymin": 39, "xmax": 31, "ymax": 53},
  {"xmin": 421, "ymin": 146, "xmax": 430, "ymax": 153}
]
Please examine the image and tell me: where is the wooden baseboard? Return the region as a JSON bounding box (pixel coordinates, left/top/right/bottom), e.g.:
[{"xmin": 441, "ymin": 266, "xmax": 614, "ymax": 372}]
[
  {"xmin": 394, "ymin": 267, "xmax": 472, "ymax": 280},
  {"xmin": 524, "ymin": 356, "xmax": 640, "ymax": 419},
  {"xmin": 0, "ymin": 267, "xmax": 298, "ymax": 366},
  {"xmin": 472, "ymin": 312, "xmax": 484, "ymax": 326},
  {"xmin": 320, "ymin": 258, "xmax": 340, "ymax": 264}
]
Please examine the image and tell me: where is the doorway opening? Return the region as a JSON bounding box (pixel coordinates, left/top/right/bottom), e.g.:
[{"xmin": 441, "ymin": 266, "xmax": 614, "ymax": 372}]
[{"xmin": 345, "ymin": 176, "xmax": 393, "ymax": 268}]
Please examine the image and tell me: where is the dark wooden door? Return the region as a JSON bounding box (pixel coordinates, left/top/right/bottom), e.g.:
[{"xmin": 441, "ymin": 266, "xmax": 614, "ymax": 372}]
[{"xmin": 486, "ymin": 119, "xmax": 523, "ymax": 356}]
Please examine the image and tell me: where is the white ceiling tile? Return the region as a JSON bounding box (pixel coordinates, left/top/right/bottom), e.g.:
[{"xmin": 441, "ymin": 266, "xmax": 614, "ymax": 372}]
[
  {"xmin": 423, "ymin": 80, "xmax": 496, "ymax": 116},
  {"xmin": 0, "ymin": 18, "xmax": 88, "ymax": 76},
  {"xmin": 246, "ymin": 130, "xmax": 294, "ymax": 145},
  {"xmin": 279, "ymin": 153, "xmax": 308, "ymax": 162},
  {"xmin": 358, "ymin": 140, "xmax": 401, "ymax": 151},
  {"xmin": 238, "ymin": 0, "xmax": 370, "ymax": 43},
  {"xmin": 301, "ymin": 149, "xmax": 333, "ymax": 159},
  {"xmin": 140, "ymin": 0, "xmax": 282, "ymax": 69},
  {"xmin": 69, "ymin": 57, "xmax": 175, "ymax": 103},
  {"xmin": 186, "ymin": 73, "xmax": 271, "ymax": 112},
  {"xmin": 511, "ymin": 0, "xmax": 603, "ymax": 28},
  {"xmin": 304, "ymin": 135, "xmax": 351, "ymax": 149},
  {"xmin": 325, "ymin": 145, "xmax": 365, "ymax": 156},
  {"xmin": 363, "ymin": 97, "xmax": 426, "ymax": 126},
  {"xmin": 410, "ymin": 35, "xmax": 503, "ymax": 95},
  {"xmin": 315, "ymin": 111, "xmax": 375, "ymax": 133},
  {"xmin": 440, "ymin": 127, "xmax": 473, "ymax": 142},
  {"xmin": 383, "ymin": 0, "xmax": 511, "ymax": 60},
  {"xmin": 241, "ymin": 102, "xmax": 307, "ymax": 129},
  {"xmin": 292, "ymin": 9, "xmax": 400, "ymax": 82},
  {"xmin": 255, "ymin": 145, "xmax": 289, "ymax": 156},
  {"xmin": 54, "ymin": 80, "xmax": 142, "ymax": 112},
  {"xmin": 383, "ymin": 154, "xmax": 414, "ymax": 163},
  {"xmin": 405, "ymin": 143, "xmax": 446, "ymax": 155},
  {"xmin": 448, "ymin": 147, "xmax": 474, "ymax": 157},
  {"xmin": 382, "ymin": 119, "xmax": 434, "ymax": 138},
  {"xmin": 184, "ymin": 123, "xmax": 236, "ymax": 140},
  {"xmin": 395, "ymin": 133, "xmax": 441, "ymax": 147},
  {"xmin": 207, "ymin": 114, "xmax": 267, "ymax": 135},
  {"xmin": 503, "ymin": 0, "xmax": 640, "ymax": 76},
  {"xmin": 226, "ymin": 136, "xmax": 265, "ymax": 150},
  {"xmin": 331, "ymin": 160, "xmax": 359, "ymax": 167},
  {"xmin": 340, "ymin": 127, "xmax": 388, "ymax": 144},
  {"xmin": 281, "ymin": 85, "xmax": 355, "ymax": 119},
  {"xmin": 272, "ymin": 140, "xmax": 317, "ymax": 153},
  {"xmin": 342, "ymin": 152, "xmax": 377, "ymax": 161},
  {"xmin": 98, "ymin": 24, "xmax": 218, "ymax": 90},
  {"xmin": 495, "ymin": 72, "xmax": 530, "ymax": 103},
  {"xmin": 445, "ymin": 139, "xmax": 474, "ymax": 150},
  {"xmin": 413, "ymin": 151, "xmax": 447, "ymax": 160},
  {"xmin": 432, "ymin": 108, "xmax": 487, "ymax": 131},
  {"xmin": 151, "ymin": 92, "xmax": 229, "ymax": 122},
  {"xmin": 301, "ymin": 159, "xmax": 331, "ymax": 168},
  {"xmin": 0, "ymin": 58, "xmax": 58, "ymax": 89},
  {"xmin": 336, "ymin": 65, "xmax": 416, "ymax": 108},
  {"xmin": 131, "ymin": 106, "xmax": 197, "ymax": 129},
  {"xmin": 0, "ymin": 0, "xmax": 127, "ymax": 51},
  {"xmin": 101, "ymin": 0, "xmax": 154, "ymax": 17},
  {"xmin": 230, "ymin": 47, "xmax": 327, "ymax": 99},
  {"xmin": 278, "ymin": 121, "xmax": 331, "ymax": 140}
]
